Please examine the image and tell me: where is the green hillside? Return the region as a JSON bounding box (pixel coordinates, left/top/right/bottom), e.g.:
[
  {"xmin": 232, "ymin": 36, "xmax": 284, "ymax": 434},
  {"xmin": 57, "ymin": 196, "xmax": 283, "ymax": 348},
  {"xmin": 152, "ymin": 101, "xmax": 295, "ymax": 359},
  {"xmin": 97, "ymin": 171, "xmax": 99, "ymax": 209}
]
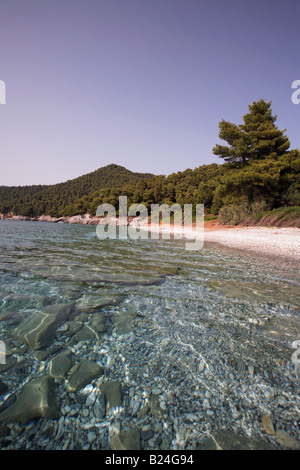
[{"xmin": 0, "ymin": 164, "xmax": 155, "ymax": 217}]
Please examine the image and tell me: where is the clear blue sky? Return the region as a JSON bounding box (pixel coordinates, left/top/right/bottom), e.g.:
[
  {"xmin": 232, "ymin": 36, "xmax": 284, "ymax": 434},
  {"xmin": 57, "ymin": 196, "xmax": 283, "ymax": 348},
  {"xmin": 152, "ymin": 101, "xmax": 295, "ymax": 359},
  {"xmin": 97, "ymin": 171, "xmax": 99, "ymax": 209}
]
[{"xmin": 0, "ymin": 0, "xmax": 299, "ymax": 185}]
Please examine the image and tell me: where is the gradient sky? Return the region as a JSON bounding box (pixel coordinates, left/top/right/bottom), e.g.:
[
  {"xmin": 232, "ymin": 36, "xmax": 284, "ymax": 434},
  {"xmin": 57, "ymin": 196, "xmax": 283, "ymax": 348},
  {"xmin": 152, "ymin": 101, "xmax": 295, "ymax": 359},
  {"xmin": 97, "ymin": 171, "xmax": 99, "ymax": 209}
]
[{"xmin": 0, "ymin": 0, "xmax": 299, "ymax": 185}]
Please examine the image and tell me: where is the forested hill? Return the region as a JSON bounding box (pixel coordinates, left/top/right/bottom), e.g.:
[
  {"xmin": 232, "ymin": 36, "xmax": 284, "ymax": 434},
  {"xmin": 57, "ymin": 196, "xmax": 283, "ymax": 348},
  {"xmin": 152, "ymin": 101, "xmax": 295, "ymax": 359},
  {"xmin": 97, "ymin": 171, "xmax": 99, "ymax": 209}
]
[{"xmin": 0, "ymin": 164, "xmax": 155, "ymax": 217}]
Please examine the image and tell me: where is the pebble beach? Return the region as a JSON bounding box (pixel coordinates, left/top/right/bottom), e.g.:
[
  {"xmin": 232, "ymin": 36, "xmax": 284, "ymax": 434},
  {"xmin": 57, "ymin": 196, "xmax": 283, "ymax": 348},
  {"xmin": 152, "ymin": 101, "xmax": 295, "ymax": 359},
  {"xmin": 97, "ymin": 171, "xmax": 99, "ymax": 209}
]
[{"xmin": 152, "ymin": 224, "xmax": 300, "ymax": 261}]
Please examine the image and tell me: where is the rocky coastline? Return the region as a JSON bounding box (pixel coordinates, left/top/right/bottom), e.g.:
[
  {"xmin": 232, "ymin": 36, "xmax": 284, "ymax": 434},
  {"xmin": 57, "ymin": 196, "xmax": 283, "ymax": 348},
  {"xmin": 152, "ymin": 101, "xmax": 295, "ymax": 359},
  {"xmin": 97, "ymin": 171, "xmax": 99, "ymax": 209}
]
[
  {"xmin": 0, "ymin": 213, "xmax": 113, "ymax": 225},
  {"xmin": 0, "ymin": 213, "xmax": 151, "ymax": 228}
]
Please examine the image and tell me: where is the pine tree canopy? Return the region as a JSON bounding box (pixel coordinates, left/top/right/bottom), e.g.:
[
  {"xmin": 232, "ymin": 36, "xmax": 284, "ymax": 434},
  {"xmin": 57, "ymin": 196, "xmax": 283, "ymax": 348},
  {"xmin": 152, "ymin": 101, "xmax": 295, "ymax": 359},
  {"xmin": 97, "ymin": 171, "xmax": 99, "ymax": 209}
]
[{"xmin": 213, "ymin": 99, "xmax": 290, "ymax": 166}]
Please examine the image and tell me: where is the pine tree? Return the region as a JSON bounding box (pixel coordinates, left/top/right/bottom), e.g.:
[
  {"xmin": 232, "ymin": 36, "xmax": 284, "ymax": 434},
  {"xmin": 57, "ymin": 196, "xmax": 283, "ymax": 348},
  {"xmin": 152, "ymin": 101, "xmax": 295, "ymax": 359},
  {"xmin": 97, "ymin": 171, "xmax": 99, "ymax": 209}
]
[
  {"xmin": 242, "ymin": 100, "xmax": 290, "ymax": 161},
  {"xmin": 213, "ymin": 99, "xmax": 290, "ymax": 166}
]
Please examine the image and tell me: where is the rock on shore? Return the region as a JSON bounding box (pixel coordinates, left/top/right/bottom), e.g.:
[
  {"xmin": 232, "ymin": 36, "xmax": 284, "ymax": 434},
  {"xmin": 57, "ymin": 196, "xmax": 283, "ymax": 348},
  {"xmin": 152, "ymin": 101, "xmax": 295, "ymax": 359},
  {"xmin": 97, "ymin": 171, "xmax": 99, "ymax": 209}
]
[{"xmin": 0, "ymin": 213, "xmax": 130, "ymax": 225}]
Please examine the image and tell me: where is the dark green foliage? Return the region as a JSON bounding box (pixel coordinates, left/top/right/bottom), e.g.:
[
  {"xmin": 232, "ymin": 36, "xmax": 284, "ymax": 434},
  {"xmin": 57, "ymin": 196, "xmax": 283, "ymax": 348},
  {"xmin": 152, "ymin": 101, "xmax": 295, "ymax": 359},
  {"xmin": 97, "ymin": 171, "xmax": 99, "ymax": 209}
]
[
  {"xmin": 0, "ymin": 164, "xmax": 155, "ymax": 217},
  {"xmin": 210, "ymin": 100, "xmax": 299, "ymax": 214},
  {"xmin": 210, "ymin": 146, "xmax": 300, "ymax": 214},
  {"xmin": 0, "ymin": 163, "xmax": 224, "ymax": 217},
  {"xmin": 213, "ymin": 99, "xmax": 290, "ymax": 166}
]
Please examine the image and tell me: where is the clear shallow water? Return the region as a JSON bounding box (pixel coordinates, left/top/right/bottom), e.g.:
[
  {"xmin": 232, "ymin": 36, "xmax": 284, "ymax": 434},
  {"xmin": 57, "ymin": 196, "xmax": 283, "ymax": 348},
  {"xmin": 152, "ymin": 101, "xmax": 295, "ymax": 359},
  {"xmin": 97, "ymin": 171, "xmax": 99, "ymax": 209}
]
[{"xmin": 0, "ymin": 220, "xmax": 300, "ymax": 449}]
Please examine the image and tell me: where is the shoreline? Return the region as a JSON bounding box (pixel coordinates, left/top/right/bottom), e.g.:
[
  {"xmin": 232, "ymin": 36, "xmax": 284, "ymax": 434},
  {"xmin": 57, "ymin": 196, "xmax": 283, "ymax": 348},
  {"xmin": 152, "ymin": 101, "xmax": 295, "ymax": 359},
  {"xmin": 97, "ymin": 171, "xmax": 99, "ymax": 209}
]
[
  {"xmin": 1, "ymin": 213, "xmax": 300, "ymax": 261},
  {"xmin": 142, "ymin": 222, "xmax": 300, "ymax": 261},
  {"xmin": 188, "ymin": 224, "xmax": 300, "ymax": 261}
]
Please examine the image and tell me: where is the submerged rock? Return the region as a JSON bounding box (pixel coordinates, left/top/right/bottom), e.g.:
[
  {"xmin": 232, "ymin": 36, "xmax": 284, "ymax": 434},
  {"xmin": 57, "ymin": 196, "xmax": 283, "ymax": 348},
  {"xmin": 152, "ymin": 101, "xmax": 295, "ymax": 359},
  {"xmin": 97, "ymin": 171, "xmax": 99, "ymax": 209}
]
[
  {"xmin": 66, "ymin": 321, "xmax": 83, "ymax": 337},
  {"xmin": 110, "ymin": 429, "xmax": 140, "ymax": 450},
  {"xmin": 100, "ymin": 380, "xmax": 122, "ymax": 409},
  {"xmin": 262, "ymin": 415, "xmax": 276, "ymax": 435},
  {"xmin": 0, "ymin": 356, "xmax": 17, "ymax": 373},
  {"xmin": 197, "ymin": 431, "xmax": 278, "ymax": 450},
  {"xmin": 74, "ymin": 325, "xmax": 99, "ymax": 342},
  {"xmin": 0, "ymin": 295, "xmax": 50, "ymax": 320},
  {"xmin": 137, "ymin": 404, "xmax": 150, "ymax": 420},
  {"xmin": 94, "ymin": 393, "xmax": 106, "ymax": 419},
  {"xmin": 89, "ymin": 315, "xmax": 109, "ymax": 333},
  {"xmin": 33, "ymin": 349, "xmax": 49, "ymax": 361},
  {"xmin": 141, "ymin": 427, "xmax": 154, "ymax": 441},
  {"xmin": 67, "ymin": 360, "xmax": 104, "ymax": 392},
  {"xmin": 14, "ymin": 303, "xmax": 76, "ymax": 350},
  {"xmin": 0, "ymin": 380, "xmax": 9, "ymax": 396},
  {"xmin": 76, "ymin": 294, "xmax": 124, "ymax": 312},
  {"xmin": 0, "ymin": 376, "xmax": 59, "ymax": 424},
  {"xmin": 149, "ymin": 394, "xmax": 164, "ymax": 420},
  {"xmin": 0, "ymin": 394, "xmax": 16, "ymax": 414},
  {"xmin": 112, "ymin": 310, "xmax": 137, "ymax": 335},
  {"xmin": 49, "ymin": 350, "xmax": 73, "ymax": 379},
  {"xmin": 275, "ymin": 430, "xmax": 300, "ymax": 449}
]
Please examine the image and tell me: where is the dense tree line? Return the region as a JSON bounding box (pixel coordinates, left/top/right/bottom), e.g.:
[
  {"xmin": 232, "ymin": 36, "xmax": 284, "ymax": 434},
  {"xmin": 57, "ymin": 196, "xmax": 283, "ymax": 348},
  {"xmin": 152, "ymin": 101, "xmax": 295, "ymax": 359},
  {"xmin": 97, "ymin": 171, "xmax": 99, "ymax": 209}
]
[{"xmin": 0, "ymin": 100, "xmax": 299, "ymax": 218}]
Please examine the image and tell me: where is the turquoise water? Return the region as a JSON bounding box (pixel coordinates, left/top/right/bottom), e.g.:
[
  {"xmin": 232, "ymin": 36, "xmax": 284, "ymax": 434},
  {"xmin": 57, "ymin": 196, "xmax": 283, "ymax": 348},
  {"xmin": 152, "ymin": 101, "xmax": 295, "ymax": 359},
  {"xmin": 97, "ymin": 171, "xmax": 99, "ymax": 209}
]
[{"xmin": 0, "ymin": 220, "xmax": 300, "ymax": 449}]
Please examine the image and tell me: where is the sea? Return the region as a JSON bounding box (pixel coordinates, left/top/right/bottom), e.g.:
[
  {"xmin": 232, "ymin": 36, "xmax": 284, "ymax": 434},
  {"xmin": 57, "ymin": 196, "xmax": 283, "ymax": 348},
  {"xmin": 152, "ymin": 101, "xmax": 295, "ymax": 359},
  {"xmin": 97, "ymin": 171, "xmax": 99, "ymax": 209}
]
[{"xmin": 0, "ymin": 220, "xmax": 299, "ymax": 450}]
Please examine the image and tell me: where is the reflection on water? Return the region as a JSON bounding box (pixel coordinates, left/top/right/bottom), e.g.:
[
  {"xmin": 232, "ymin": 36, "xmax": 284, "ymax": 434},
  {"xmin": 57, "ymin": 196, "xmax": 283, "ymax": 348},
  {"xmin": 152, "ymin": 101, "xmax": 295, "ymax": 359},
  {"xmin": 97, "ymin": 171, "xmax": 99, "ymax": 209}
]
[{"xmin": 0, "ymin": 220, "xmax": 299, "ymax": 449}]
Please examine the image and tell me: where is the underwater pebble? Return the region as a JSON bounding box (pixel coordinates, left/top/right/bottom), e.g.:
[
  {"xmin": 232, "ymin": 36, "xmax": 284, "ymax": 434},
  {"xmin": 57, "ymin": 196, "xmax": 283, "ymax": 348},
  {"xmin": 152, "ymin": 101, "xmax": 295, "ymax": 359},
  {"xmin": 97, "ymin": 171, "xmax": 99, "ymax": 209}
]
[
  {"xmin": 86, "ymin": 392, "xmax": 97, "ymax": 406},
  {"xmin": 87, "ymin": 432, "xmax": 97, "ymax": 444},
  {"xmin": 2, "ymin": 260, "xmax": 300, "ymax": 452},
  {"xmin": 203, "ymin": 399, "xmax": 210, "ymax": 409}
]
